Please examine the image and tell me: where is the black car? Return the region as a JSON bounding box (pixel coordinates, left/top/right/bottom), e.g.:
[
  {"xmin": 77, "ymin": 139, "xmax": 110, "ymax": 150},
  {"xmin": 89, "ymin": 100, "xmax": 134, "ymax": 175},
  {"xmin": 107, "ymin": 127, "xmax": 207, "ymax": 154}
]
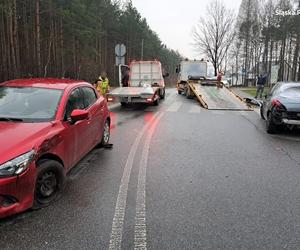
[{"xmin": 260, "ymin": 82, "xmax": 300, "ymax": 134}]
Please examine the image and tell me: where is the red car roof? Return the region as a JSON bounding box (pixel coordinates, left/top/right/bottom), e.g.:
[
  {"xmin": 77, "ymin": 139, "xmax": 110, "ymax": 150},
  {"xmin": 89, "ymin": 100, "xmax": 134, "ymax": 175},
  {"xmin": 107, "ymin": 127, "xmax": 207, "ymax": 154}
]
[{"xmin": 1, "ymin": 78, "xmax": 88, "ymax": 90}]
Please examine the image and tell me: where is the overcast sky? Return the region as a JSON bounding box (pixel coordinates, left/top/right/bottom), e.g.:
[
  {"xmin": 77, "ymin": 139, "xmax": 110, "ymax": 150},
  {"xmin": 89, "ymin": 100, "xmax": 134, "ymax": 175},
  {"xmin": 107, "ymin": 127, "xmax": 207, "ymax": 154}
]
[{"xmin": 130, "ymin": 0, "xmax": 242, "ymax": 59}]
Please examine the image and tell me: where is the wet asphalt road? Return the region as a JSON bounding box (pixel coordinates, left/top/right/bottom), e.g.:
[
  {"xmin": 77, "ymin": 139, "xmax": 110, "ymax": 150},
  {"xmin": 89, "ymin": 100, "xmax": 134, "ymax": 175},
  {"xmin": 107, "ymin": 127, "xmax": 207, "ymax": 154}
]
[{"xmin": 1, "ymin": 88, "xmax": 300, "ymax": 250}]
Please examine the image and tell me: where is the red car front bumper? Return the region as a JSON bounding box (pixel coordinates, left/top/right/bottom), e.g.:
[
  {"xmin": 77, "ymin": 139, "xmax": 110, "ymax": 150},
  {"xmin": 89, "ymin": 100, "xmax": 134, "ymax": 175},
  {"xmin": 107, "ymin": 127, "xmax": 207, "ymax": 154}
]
[{"xmin": 0, "ymin": 163, "xmax": 36, "ymax": 219}]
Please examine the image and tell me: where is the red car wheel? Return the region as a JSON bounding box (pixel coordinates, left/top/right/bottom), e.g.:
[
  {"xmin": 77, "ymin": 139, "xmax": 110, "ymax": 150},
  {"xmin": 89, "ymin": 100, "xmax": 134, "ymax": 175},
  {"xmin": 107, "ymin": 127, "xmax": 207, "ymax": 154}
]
[{"xmin": 33, "ymin": 160, "xmax": 65, "ymax": 209}]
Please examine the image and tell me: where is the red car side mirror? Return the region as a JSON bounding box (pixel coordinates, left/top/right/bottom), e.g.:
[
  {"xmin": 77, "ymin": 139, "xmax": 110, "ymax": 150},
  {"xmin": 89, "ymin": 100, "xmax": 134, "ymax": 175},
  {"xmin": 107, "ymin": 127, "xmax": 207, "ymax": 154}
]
[{"xmin": 70, "ymin": 109, "xmax": 89, "ymax": 123}]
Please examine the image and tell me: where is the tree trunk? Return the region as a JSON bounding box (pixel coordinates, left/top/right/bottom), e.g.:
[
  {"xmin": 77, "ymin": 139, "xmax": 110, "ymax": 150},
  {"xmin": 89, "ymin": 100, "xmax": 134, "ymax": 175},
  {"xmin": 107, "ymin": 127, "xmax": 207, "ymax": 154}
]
[
  {"xmin": 268, "ymin": 41, "xmax": 273, "ymax": 86},
  {"xmin": 263, "ymin": 36, "xmax": 269, "ymax": 74},
  {"xmin": 60, "ymin": 16, "xmax": 64, "ymax": 77},
  {"xmin": 292, "ymin": 34, "xmax": 299, "ymax": 81},
  {"xmin": 36, "ymin": 0, "xmax": 41, "ymax": 77},
  {"xmin": 22, "ymin": 0, "xmax": 31, "ymax": 77},
  {"xmin": 44, "ymin": 22, "xmax": 53, "ymax": 77},
  {"xmin": 12, "ymin": 0, "xmax": 20, "ymax": 77},
  {"xmin": 8, "ymin": 3, "xmax": 18, "ymax": 78},
  {"xmin": 298, "ymin": 55, "xmax": 300, "ymax": 81},
  {"xmin": 0, "ymin": 8, "xmax": 8, "ymax": 80},
  {"xmin": 279, "ymin": 38, "xmax": 286, "ymax": 81}
]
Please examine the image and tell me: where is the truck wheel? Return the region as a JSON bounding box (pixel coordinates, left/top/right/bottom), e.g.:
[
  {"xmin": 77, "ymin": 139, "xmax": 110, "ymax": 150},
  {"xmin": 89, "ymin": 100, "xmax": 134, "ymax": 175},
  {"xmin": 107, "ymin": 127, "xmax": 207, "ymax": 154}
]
[
  {"xmin": 186, "ymin": 87, "xmax": 193, "ymax": 99},
  {"xmin": 178, "ymin": 90, "xmax": 182, "ymax": 95},
  {"xmin": 33, "ymin": 160, "xmax": 65, "ymax": 209},
  {"xmin": 160, "ymin": 88, "xmax": 166, "ymax": 99},
  {"xmin": 183, "ymin": 87, "xmax": 187, "ymax": 96}
]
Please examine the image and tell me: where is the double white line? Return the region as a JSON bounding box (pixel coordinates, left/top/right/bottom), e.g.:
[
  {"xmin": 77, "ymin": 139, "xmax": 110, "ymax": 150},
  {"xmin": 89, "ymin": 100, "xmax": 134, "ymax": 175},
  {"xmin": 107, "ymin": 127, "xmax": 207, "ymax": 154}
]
[{"xmin": 109, "ymin": 112, "xmax": 164, "ymax": 250}]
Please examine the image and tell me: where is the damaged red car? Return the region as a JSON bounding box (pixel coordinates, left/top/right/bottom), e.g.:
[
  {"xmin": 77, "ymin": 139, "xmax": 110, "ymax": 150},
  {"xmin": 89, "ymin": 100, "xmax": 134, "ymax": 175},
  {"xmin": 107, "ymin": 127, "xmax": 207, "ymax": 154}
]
[{"xmin": 0, "ymin": 78, "xmax": 110, "ymax": 218}]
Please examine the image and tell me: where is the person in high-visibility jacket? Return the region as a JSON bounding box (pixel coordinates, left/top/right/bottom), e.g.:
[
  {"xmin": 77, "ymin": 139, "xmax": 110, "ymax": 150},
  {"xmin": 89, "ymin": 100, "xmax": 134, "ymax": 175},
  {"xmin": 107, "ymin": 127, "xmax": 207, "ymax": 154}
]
[{"xmin": 95, "ymin": 71, "xmax": 110, "ymax": 96}]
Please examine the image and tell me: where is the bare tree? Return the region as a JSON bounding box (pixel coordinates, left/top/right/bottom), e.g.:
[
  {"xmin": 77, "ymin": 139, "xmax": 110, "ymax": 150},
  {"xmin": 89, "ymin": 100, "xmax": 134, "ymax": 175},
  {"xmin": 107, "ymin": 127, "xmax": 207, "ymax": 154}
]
[
  {"xmin": 233, "ymin": 0, "xmax": 300, "ymax": 85},
  {"xmin": 192, "ymin": 0, "xmax": 235, "ymax": 76}
]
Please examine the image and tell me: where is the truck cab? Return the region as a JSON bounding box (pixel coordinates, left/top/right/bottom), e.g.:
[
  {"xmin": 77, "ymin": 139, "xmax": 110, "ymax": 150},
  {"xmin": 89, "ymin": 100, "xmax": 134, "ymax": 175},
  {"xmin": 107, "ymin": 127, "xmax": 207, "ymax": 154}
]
[
  {"xmin": 108, "ymin": 60, "xmax": 167, "ymax": 106},
  {"xmin": 176, "ymin": 60, "xmax": 207, "ymax": 96},
  {"xmin": 130, "ymin": 61, "xmax": 165, "ymax": 89}
]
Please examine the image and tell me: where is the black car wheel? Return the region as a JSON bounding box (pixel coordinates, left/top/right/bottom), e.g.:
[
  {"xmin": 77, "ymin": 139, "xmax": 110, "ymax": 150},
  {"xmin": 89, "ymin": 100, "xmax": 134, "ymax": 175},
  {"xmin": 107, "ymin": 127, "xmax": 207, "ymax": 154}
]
[
  {"xmin": 120, "ymin": 102, "xmax": 127, "ymax": 107},
  {"xmin": 266, "ymin": 112, "xmax": 277, "ymax": 134},
  {"xmin": 178, "ymin": 89, "xmax": 182, "ymax": 95},
  {"xmin": 33, "ymin": 160, "xmax": 65, "ymax": 209}
]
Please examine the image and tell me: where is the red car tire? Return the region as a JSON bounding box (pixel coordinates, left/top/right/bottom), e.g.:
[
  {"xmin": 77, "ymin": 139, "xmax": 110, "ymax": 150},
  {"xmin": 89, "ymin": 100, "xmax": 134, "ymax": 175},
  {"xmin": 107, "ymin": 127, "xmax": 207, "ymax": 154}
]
[{"xmin": 33, "ymin": 160, "xmax": 65, "ymax": 209}]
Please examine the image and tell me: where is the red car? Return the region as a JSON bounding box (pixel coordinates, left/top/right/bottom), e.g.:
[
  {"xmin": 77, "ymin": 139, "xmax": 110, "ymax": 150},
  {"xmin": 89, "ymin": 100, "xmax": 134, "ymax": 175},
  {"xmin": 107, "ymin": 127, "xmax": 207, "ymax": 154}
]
[{"xmin": 0, "ymin": 78, "xmax": 110, "ymax": 218}]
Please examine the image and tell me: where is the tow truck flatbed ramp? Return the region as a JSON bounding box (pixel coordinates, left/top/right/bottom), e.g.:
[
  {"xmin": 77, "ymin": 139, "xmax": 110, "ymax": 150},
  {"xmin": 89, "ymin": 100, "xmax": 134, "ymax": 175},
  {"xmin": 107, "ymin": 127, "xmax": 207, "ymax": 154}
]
[{"xmin": 191, "ymin": 84, "xmax": 252, "ymax": 111}]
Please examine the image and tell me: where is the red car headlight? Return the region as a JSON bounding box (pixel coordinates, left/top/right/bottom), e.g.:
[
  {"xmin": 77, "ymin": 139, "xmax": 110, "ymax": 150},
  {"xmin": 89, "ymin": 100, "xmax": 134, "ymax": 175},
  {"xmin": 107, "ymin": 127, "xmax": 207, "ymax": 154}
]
[{"xmin": 0, "ymin": 150, "xmax": 35, "ymax": 177}]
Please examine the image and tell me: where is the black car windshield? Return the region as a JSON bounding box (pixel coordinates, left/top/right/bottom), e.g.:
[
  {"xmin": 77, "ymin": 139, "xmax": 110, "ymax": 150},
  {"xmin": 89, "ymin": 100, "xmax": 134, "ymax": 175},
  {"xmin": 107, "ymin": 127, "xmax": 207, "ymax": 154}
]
[{"xmin": 0, "ymin": 86, "xmax": 63, "ymax": 122}]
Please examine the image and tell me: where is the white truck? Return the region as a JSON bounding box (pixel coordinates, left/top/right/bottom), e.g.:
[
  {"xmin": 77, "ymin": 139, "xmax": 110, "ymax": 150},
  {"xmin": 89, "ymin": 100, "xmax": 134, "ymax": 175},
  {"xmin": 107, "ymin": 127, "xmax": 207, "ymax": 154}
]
[
  {"xmin": 107, "ymin": 60, "xmax": 167, "ymax": 107},
  {"xmin": 176, "ymin": 60, "xmax": 208, "ymax": 98}
]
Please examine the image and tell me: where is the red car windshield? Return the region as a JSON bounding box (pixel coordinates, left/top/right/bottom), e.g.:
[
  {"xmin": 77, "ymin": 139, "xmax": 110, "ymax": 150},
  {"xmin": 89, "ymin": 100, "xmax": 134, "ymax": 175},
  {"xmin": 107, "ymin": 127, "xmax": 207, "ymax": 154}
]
[{"xmin": 0, "ymin": 86, "xmax": 63, "ymax": 122}]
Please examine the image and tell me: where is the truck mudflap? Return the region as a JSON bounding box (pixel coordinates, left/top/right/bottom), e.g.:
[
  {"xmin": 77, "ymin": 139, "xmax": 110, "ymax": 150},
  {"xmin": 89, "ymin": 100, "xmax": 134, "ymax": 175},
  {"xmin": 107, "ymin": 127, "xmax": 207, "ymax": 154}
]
[{"xmin": 188, "ymin": 82, "xmax": 252, "ymax": 111}]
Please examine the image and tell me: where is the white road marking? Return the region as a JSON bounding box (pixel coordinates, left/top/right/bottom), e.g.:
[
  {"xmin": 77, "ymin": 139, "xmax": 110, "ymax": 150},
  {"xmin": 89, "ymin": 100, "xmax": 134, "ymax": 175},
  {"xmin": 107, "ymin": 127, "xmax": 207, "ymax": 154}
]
[
  {"xmin": 108, "ymin": 112, "xmax": 161, "ymax": 250},
  {"xmin": 166, "ymin": 101, "xmax": 182, "ymax": 112},
  {"xmin": 189, "ymin": 105, "xmax": 202, "ymax": 113},
  {"xmin": 134, "ymin": 113, "xmax": 164, "ymax": 250}
]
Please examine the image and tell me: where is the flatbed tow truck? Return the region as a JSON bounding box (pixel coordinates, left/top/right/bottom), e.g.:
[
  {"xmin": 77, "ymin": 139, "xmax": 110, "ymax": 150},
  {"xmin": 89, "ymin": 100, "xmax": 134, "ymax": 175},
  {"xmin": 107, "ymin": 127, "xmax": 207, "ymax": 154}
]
[
  {"xmin": 107, "ymin": 60, "xmax": 166, "ymax": 106},
  {"xmin": 183, "ymin": 79, "xmax": 252, "ymax": 110},
  {"xmin": 176, "ymin": 60, "xmax": 252, "ymax": 111}
]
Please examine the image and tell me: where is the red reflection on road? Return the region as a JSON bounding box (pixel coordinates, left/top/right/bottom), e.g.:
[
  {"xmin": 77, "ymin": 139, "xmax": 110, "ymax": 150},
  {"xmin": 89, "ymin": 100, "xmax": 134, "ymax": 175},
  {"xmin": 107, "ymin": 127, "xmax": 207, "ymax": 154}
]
[
  {"xmin": 144, "ymin": 112, "xmax": 155, "ymax": 123},
  {"xmin": 110, "ymin": 111, "xmax": 117, "ymax": 133}
]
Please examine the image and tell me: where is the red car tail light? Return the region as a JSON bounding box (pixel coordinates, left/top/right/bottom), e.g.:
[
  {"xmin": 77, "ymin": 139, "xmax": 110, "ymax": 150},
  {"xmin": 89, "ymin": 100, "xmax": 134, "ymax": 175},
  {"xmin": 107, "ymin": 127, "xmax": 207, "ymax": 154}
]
[
  {"xmin": 272, "ymin": 99, "xmax": 286, "ymax": 111},
  {"xmin": 272, "ymin": 99, "xmax": 281, "ymax": 107},
  {"xmin": 146, "ymin": 98, "xmax": 153, "ymax": 102}
]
